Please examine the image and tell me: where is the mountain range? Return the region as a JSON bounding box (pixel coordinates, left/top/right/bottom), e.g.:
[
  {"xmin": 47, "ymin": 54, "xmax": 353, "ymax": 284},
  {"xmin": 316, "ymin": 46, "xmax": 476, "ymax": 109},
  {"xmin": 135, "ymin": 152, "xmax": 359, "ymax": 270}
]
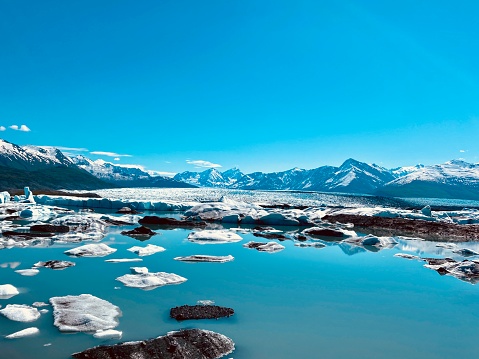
[
  {"xmin": 1, "ymin": 138, "xmax": 478, "ymax": 200},
  {"xmin": 174, "ymin": 159, "xmax": 479, "ymax": 200},
  {"xmin": 0, "ymin": 139, "xmax": 193, "ymax": 190}
]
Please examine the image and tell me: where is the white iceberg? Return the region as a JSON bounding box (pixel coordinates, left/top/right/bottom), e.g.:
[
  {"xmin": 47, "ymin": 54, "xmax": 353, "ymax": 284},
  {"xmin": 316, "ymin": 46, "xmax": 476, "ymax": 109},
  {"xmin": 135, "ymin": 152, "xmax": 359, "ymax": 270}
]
[
  {"xmin": 188, "ymin": 230, "xmax": 243, "ymax": 244},
  {"xmin": 243, "ymin": 241, "xmax": 285, "ymax": 253},
  {"xmin": 116, "ymin": 271, "xmax": 187, "ymax": 289},
  {"xmin": 5, "ymin": 327, "xmax": 39, "ymax": 339},
  {"xmin": 174, "ymin": 255, "xmax": 234, "ymax": 263},
  {"xmin": 127, "ymin": 244, "xmax": 165, "ymax": 257},
  {"xmin": 15, "ymin": 269, "xmax": 40, "ymax": 276},
  {"xmin": 0, "ymin": 304, "xmax": 41, "ymax": 322},
  {"xmin": 105, "ymin": 258, "xmax": 143, "ymax": 263},
  {"xmin": 64, "ymin": 243, "xmax": 116, "ymax": 257},
  {"xmin": 93, "ymin": 329, "xmax": 123, "ymax": 339},
  {"xmin": 130, "ymin": 267, "xmax": 149, "ymax": 274},
  {"xmin": 0, "ymin": 284, "xmax": 20, "ymax": 299},
  {"xmin": 50, "ymin": 294, "xmax": 121, "ymax": 332}
]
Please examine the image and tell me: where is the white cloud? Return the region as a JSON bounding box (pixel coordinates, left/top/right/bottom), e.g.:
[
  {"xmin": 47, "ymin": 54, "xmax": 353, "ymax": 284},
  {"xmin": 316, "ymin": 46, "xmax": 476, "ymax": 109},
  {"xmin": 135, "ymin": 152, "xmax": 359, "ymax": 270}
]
[
  {"xmin": 9, "ymin": 125, "xmax": 19, "ymax": 130},
  {"xmin": 0, "ymin": 126, "xmax": 5, "ymax": 131},
  {"xmin": 55, "ymin": 146, "xmax": 89, "ymax": 152},
  {"xmin": 19, "ymin": 125, "xmax": 31, "ymax": 132},
  {"xmin": 186, "ymin": 160, "xmax": 222, "ymax": 168},
  {"xmin": 460, "ymin": 149, "xmax": 466, "ymax": 153},
  {"xmin": 90, "ymin": 151, "xmax": 132, "ymax": 157},
  {"xmin": 114, "ymin": 157, "xmax": 120, "ymax": 161}
]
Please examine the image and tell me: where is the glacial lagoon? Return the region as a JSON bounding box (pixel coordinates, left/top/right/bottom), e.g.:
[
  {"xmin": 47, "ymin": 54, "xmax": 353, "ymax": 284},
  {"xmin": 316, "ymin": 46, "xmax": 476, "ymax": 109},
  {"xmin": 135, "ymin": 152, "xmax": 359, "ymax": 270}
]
[{"xmin": 2, "ymin": 189, "xmax": 479, "ymax": 358}]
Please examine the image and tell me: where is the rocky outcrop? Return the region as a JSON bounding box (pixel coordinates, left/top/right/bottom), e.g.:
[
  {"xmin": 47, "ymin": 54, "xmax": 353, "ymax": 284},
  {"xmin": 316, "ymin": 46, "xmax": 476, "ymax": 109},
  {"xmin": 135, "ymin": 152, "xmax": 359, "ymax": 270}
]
[
  {"xmin": 139, "ymin": 216, "xmax": 207, "ymax": 228},
  {"xmin": 72, "ymin": 329, "xmax": 235, "ymax": 359},
  {"xmin": 121, "ymin": 226, "xmax": 157, "ymax": 238}
]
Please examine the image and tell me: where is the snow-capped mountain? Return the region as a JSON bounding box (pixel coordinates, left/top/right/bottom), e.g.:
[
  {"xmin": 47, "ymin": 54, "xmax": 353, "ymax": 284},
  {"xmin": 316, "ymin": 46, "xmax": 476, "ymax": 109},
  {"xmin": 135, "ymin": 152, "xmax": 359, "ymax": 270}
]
[
  {"xmin": 70, "ymin": 155, "xmax": 194, "ymax": 188},
  {"xmin": 0, "ymin": 139, "xmax": 110, "ymax": 190},
  {"xmin": 0, "ymin": 140, "xmax": 75, "ymax": 171},
  {"xmin": 390, "ymin": 164, "xmax": 425, "ymax": 177},
  {"xmin": 377, "ymin": 160, "xmax": 479, "ymax": 200},
  {"xmin": 174, "ymin": 159, "xmax": 398, "ymax": 194}
]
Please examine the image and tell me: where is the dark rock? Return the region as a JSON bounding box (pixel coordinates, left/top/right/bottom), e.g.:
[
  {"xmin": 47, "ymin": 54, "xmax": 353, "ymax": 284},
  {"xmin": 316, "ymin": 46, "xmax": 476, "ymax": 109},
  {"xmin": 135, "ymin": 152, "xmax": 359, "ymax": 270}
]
[
  {"xmin": 170, "ymin": 305, "xmax": 234, "ymax": 321},
  {"xmin": 30, "ymin": 224, "xmax": 69, "ymax": 233},
  {"xmin": 121, "ymin": 226, "xmax": 157, "ymax": 238},
  {"xmin": 323, "ymin": 214, "xmax": 479, "ymax": 242},
  {"xmin": 34, "ymin": 260, "xmax": 75, "ymax": 270},
  {"xmin": 139, "ymin": 216, "xmax": 207, "ymax": 228},
  {"xmin": 2, "ymin": 231, "xmax": 53, "ymax": 238},
  {"xmin": 304, "ymin": 228, "xmax": 345, "ymax": 237},
  {"xmin": 72, "ymin": 328, "xmax": 235, "ymax": 359},
  {"xmin": 253, "ymin": 232, "xmax": 288, "ymax": 240}
]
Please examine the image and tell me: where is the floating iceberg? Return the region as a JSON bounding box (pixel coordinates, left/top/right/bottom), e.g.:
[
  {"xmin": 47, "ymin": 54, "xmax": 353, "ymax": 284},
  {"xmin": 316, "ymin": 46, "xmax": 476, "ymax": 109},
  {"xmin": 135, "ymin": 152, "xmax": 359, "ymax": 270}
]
[
  {"xmin": 174, "ymin": 255, "xmax": 234, "ymax": 263},
  {"xmin": 93, "ymin": 329, "xmax": 123, "ymax": 339},
  {"xmin": 243, "ymin": 241, "xmax": 285, "ymax": 253},
  {"xmin": 0, "ymin": 304, "xmax": 41, "ymax": 322},
  {"xmin": 127, "ymin": 244, "xmax": 165, "ymax": 257},
  {"xmin": 188, "ymin": 230, "xmax": 243, "ymax": 244},
  {"xmin": 5, "ymin": 327, "xmax": 39, "ymax": 339},
  {"xmin": 0, "ymin": 284, "xmax": 20, "ymax": 299},
  {"xmin": 34, "ymin": 260, "xmax": 75, "ymax": 270},
  {"xmin": 50, "ymin": 294, "xmax": 121, "ymax": 332},
  {"xmin": 15, "ymin": 268, "xmax": 40, "ymax": 276},
  {"xmin": 64, "ymin": 243, "xmax": 116, "ymax": 257},
  {"xmin": 116, "ymin": 271, "xmax": 187, "ymax": 289},
  {"xmin": 105, "ymin": 258, "xmax": 143, "ymax": 263}
]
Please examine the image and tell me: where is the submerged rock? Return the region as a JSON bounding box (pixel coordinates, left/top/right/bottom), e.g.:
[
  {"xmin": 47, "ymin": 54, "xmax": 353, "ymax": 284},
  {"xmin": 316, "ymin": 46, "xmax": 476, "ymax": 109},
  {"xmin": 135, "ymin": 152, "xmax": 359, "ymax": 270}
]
[
  {"xmin": 34, "ymin": 260, "xmax": 75, "ymax": 270},
  {"xmin": 0, "ymin": 304, "xmax": 41, "ymax": 322},
  {"xmin": 116, "ymin": 271, "xmax": 187, "ymax": 289},
  {"xmin": 188, "ymin": 230, "xmax": 243, "ymax": 244},
  {"xmin": 243, "ymin": 241, "xmax": 285, "ymax": 253},
  {"xmin": 64, "ymin": 243, "xmax": 117, "ymax": 257},
  {"xmin": 121, "ymin": 226, "xmax": 157, "ymax": 238},
  {"xmin": 72, "ymin": 328, "xmax": 235, "ymax": 359},
  {"xmin": 50, "ymin": 294, "xmax": 121, "ymax": 332},
  {"xmin": 5, "ymin": 327, "xmax": 40, "ymax": 339},
  {"xmin": 174, "ymin": 255, "xmax": 234, "ymax": 263},
  {"xmin": 170, "ymin": 305, "xmax": 234, "ymax": 320}
]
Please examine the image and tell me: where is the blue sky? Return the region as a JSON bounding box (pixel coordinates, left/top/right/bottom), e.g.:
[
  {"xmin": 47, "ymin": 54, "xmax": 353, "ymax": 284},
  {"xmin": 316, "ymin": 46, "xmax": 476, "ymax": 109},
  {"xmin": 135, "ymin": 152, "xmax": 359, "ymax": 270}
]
[{"xmin": 1, "ymin": 0, "xmax": 478, "ymax": 175}]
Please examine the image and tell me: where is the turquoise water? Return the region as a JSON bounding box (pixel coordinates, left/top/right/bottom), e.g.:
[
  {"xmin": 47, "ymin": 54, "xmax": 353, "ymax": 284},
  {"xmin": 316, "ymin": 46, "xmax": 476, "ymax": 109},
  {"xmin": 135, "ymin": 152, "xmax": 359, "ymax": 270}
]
[{"xmin": 1, "ymin": 219, "xmax": 479, "ymax": 358}]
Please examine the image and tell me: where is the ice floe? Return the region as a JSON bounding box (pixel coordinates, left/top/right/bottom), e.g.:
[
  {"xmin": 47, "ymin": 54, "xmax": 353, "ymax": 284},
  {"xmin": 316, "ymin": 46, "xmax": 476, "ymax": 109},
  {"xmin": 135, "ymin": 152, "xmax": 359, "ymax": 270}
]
[
  {"xmin": 15, "ymin": 268, "xmax": 40, "ymax": 276},
  {"xmin": 34, "ymin": 260, "xmax": 75, "ymax": 270},
  {"xmin": 0, "ymin": 284, "xmax": 20, "ymax": 299},
  {"xmin": 127, "ymin": 244, "xmax": 165, "ymax": 256},
  {"xmin": 0, "ymin": 304, "xmax": 41, "ymax": 322},
  {"xmin": 105, "ymin": 258, "xmax": 143, "ymax": 263},
  {"xmin": 188, "ymin": 230, "xmax": 243, "ymax": 244},
  {"xmin": 452, "ymin": 248, "xmax": 479, "ymax": 257},
  {"xmin": 294, "ymin": 242, "xmax": 326, "ymax": 248},
  {"xmin": 50, "ymin": 294, "xmax": 121, "ymax": 332},
  {"xmin": 64, "ymin": 243, "xmax": 116, "ymax": 257},
  {"xmin": 343, "ymin": 234, "xmax": 398, "ymax": 248},
  {"xmin": 93, "ymin": 329, "xmax": 123, "ymax": 339},
  {"xmin": 174, "ymin": 255, "xmax": 234, "ymax": 263},
  {"xmin": 243, "ymin": 241, "xmax": 285, "ymax": 253},
  {"xmin": 5, "ymin": 327, "xmax": 40, "ymax": 339},
  {"xmin": 116, "ymin": 270, "xmax": 187, "ymax": 289}
]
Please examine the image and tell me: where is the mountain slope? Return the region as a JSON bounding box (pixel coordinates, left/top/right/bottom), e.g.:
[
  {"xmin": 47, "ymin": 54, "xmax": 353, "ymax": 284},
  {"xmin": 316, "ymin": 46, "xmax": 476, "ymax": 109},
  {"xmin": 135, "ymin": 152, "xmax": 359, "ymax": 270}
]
[
  {"xmin": 71, "ymin": 155, "xmax": 195, "ymax": 188},
  {"xmin": 377, "ymin": 160, "xmax": 479, "ymax": 200}
]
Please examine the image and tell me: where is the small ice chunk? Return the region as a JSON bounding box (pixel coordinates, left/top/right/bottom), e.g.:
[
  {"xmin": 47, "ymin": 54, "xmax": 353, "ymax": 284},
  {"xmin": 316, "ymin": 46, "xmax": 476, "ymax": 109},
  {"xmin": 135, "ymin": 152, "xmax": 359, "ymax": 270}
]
[
  {"xmin": 197, "ymin": 300, "xmax": 215, "ymax": 306},
  {"xmin": 105, "ymin": 258, "xmax": 143, "ymax": 263},
  {"xmin": 421, "ymin": 205, "xmax": 432, "ymax": 217},
  {"xmin": 243, "ymin": 241, "xmax": 285, "ymax": 253},
  {"xmin": 174, "ymin": 255, "xmax": 234, "ymax": 263},
  {"xmin": 32, "ymin": 302, "xmax": 49, "ymax": 307},
  {"xmin": 40, "ymin": 309, "xmax": 49, "ymax": 314},
  {"xmin": 50, "ymin": 294, "xmax": 121, "ymax": 332},
  {"xmin": 394, "ymin": 253, "xmax": 421, "ymax": 260},
  {"xmin": 453, "ymin": 248, "xmax": 479, "ymax": 257},
  {"xmin": 15, "ymin": 269, "xmax": 40, "ymax": 276},
  {"xmin": 116, "ymin": 272, "xmax": 187, "ymax": 289},
  {"xmin": 5, "ymin": 327, "xmax": 39, "ymax": 339},
  {"xmin": 294, "ymin": 242, "xmax": 326, "ymax": 248},
  {"xmin": 127, "ymin": 244, "xmax": 165, "ymax": 257},
  {"xmin": 93, "ymin": 329, "xmax": 123, "ymax": 339},
  {"xmin": 64, "ymin": 243, "xmax": 117, "ymax": 257},
  {"xmin": 188, "ymin": 230, "xmax": 243, "ymax": 244},
  {"xmin": 34, "ymin": 260, "xmax": 75, "ymax": 270},
  {"xmin": 0, "ymin": 304, "xmax": 41, "ymax": 322},
  {"xmin": 0, "ymin": 284, "xmax": 20, "ymax": 299}
]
